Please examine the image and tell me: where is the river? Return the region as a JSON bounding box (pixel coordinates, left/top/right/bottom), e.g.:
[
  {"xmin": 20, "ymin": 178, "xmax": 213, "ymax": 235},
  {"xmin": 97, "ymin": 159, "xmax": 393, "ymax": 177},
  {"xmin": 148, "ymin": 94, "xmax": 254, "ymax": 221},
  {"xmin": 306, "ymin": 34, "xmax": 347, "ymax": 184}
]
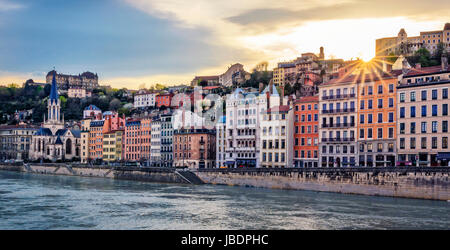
[{"xmin": 0, "ymin": 170, "xmax": 448, "ymax": 229}]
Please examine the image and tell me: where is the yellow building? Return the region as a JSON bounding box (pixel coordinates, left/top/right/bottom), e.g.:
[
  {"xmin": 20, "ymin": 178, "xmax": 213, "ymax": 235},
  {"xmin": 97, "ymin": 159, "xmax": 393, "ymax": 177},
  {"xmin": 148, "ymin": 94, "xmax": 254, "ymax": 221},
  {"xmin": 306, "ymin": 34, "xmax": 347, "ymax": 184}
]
[
  {"xmin": 273, "ymin": 62, "xmax": 296, "ymax": 86},
  {"xmin": 102, "ymin": 130, "xmax": 124, "ymax": 162},
  {"xmin": 80, "ymin": 119, "xmax": 91, "ymax": 164}
]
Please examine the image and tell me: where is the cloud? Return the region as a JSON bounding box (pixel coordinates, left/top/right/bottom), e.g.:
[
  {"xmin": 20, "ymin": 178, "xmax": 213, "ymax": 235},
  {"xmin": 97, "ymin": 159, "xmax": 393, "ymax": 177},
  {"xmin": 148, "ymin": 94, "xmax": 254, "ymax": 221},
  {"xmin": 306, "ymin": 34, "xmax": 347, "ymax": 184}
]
[{"xmin": 0, "ymin": 0, "xmax": 24, "ymax": 11}]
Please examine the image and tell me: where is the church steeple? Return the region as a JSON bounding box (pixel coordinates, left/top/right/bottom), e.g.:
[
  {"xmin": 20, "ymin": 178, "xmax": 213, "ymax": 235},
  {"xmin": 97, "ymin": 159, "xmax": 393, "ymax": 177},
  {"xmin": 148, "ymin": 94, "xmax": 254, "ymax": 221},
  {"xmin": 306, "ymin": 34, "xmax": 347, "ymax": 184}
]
[{"xmin": 49, "ymin": 70, "xmax": 59, "ymax": 104}]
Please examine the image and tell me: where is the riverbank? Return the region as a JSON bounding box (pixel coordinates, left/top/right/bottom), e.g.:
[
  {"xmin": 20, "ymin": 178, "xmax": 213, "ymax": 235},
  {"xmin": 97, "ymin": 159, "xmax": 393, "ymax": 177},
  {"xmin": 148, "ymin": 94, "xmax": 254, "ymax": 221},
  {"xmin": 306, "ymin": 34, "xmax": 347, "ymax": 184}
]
[
  {"xmin": 0, "ymin": 164, "xmax": 202, "ymax": 185},
  {"xmin": 196, "ymin": 168, "xmax": 450, "ymax": 201},
  {"xmin": 1, "ymin": 164, "xmax": 450, "ymax": 201}
]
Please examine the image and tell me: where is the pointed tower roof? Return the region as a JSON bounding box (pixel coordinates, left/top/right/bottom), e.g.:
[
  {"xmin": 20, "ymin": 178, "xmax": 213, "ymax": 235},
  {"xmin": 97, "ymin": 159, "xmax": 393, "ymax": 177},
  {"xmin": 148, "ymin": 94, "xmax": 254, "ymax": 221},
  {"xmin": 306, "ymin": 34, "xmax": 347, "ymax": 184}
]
[{"xmin": 49, "ymin": 70, "xmax": 59, "ymax": 104}]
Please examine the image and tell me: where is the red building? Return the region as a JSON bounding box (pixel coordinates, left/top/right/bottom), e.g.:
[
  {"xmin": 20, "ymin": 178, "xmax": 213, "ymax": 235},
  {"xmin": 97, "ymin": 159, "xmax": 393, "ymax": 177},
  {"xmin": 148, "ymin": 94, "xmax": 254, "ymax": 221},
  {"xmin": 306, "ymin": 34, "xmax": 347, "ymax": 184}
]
[
  {"xmin": 156, "ymin": 93, "xmax": 173, "ymax": 108},
  {"xmin": 294, "ymin": 96, "xmax": 319, "ymax": 168}
]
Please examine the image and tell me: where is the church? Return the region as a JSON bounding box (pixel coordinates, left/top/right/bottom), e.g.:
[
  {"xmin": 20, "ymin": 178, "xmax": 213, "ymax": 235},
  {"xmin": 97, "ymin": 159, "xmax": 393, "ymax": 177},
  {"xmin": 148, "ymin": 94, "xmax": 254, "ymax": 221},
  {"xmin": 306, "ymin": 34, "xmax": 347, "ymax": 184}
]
[{"xmin": 29, "ymin": 71, "xmax": 81, "ymax": 162}]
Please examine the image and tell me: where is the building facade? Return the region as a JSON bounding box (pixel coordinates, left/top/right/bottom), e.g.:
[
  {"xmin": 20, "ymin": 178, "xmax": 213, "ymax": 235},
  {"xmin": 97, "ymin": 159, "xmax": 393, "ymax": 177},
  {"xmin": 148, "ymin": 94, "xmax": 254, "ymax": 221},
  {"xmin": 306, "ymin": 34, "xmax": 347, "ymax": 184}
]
[
  {"xmin": 397, "ymin": 58, "xmax": 450, "ymax": 166},
  {"xmin": 0, "ymin": 124, "xmax": 38, "ymax": 161},
  {"xmin": 260, "ymin": 105, "xmax": 294, "ymax": 168},
  {"xmin": 358, "ymin": 74, "xmax": 398, "ymax": 167},
  {"xmin": 150, "ymin": 118, "xmax": 161, "ymax": 167},
  {"xmin": 134, "ymin": 90, "xmax": 157, "ymax": 109},
  {"xmin": 160, "ymin": 113, "xmax": 173, "ymax": 167},
  {"xmin": 294, "ymin": 96, "xmax": 319, "ymax": 168},
  {"xmin": 319, "ymin": 73, "xmax": 358, "ymax": 167},
  {"xmin": 216, "ymin": 116, "xmax": 226, "ymax": 168},
  {"xmin": 173, "ymin": 128, "xmax": 216, "ymax": 169},
  {"xmin": 46, "ymin": 70, "xmax": 99, "ymax": 90}
]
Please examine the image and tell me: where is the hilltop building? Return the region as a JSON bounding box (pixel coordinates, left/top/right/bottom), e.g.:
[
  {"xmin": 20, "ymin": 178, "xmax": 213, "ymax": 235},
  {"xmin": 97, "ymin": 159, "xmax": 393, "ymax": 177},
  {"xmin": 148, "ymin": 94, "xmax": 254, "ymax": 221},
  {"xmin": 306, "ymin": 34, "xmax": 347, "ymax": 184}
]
[
  {"xmin": 376, "ymin": 23, "xmax": 450, "ymax": 57},
  {"xmin": 46, "ymin": 70, "xmax": 99, "ymax": 90}
]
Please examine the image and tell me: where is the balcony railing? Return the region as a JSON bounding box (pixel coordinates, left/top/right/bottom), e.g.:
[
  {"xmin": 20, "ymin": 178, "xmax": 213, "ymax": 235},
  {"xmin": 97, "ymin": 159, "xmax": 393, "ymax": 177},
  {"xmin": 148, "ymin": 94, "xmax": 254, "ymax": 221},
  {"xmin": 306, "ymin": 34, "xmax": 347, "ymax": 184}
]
[
  {"xmin": 321, "ymin": 123, "xmax": 355, "ymax": 128},
  {"xmin": 322, "ymin": 93, "xmax": 356, "ymax": 101},
  {"xmin": 322, "ymin": 108, "xmax": 355, "ymax": 114},
  {"xmin": 321, "ymin": 137, "xmax": 355, "ymax": 143}
]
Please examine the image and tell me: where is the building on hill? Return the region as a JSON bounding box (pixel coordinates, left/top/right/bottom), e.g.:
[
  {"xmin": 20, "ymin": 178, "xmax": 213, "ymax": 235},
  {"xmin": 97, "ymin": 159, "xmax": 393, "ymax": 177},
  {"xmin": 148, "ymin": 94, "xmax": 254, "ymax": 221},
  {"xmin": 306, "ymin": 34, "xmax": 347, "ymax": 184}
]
[
  {"xmin": 30, "ymin": 71, "xmax": 81, "ymax": 162},
  {"xmin": 46, "ymin": 70, "xmax": 99, "ymax": 90},
  {"xmin": 376, "ymin": 23, "xmax": 450, "ymax": 57},
  {"xmin": 191, "ymin": 75, "xmax": 220, "ymax": 87},
  {"xmin": 83, "ymin": 105, "xmax": 102, "ymax": 119}
]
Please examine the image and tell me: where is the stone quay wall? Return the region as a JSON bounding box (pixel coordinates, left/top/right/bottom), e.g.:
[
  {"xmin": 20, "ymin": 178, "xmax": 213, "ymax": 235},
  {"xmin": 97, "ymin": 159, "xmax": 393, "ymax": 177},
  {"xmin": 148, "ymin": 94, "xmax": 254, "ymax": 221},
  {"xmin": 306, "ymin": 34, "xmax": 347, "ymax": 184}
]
[
  {"xmin": 0, "ymin": 164, "xmax": 190, "ymax": 184},
  {"xmin": 196, "ymin": 168, "xmax": 450, "ymax": 201}
]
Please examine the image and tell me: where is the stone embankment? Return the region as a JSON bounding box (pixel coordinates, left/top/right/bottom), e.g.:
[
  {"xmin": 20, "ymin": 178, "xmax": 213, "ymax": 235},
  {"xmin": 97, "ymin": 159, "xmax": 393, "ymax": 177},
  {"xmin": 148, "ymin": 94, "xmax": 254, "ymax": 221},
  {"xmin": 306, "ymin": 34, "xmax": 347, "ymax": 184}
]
[{"xmin": 196, "ymin": 168, "xmax": 450, "ymax": 201}]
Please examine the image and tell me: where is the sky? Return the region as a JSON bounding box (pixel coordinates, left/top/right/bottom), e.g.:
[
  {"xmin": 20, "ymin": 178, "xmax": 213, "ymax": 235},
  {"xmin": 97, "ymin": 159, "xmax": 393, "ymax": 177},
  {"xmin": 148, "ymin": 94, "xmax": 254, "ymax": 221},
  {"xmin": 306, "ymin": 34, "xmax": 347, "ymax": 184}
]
[{"xmin": 0, "ymin": 0, "xmax": 449, "ymax": 89}]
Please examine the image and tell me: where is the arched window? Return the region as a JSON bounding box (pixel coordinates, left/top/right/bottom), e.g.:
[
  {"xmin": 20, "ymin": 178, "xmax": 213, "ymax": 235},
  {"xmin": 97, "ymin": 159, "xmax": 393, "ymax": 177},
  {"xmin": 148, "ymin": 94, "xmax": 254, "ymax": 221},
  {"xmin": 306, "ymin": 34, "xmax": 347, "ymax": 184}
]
[{"xmin": 66, "ymin": 139, "xmax": 72, "ymax": 155}]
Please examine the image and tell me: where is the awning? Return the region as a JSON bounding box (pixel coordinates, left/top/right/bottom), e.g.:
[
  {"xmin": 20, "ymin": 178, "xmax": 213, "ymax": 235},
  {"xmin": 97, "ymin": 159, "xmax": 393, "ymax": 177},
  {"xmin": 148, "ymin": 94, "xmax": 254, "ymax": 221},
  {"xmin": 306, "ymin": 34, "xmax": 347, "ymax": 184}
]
[
  {"xmin": 225, "ymin": 161, "xmax": 235, "ymax": 165},
  {"xmin": 437, "ymin": 152, "xmax": 450, "ymax": 161}
]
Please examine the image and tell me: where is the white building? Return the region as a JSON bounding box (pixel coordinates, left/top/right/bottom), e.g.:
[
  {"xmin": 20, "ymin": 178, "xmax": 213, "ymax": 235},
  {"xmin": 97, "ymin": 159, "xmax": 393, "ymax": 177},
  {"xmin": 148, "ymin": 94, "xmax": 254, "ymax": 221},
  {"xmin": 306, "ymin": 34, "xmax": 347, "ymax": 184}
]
[
  {"xmin": 134, "ymin": 90, "xmax": 157, "ymax": 108},
  {"xmin": 224, "ymin": 86, "xmax": 280, "ymax": 168},
  {"xmin": 83, "ymin": 105, "xmax": 102, "ymax": 119},
  {"xmin": 260, "ymin": 104, "xmax": 295, "ymax": 168},
  {"xmin": 216, "ymin": 116, "xmax": 226, "ymax": 168},
  {"xmin": 150, "ymin": 118, "xmax": 161, "ymax": 166}
]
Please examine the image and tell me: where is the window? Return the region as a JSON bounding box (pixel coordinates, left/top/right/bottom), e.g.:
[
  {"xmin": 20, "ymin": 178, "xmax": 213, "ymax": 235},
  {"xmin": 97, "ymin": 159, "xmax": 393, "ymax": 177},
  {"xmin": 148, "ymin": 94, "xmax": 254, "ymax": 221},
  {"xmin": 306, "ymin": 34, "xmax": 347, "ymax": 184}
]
[
  {"xmin": 432, "ymin": 137, "xmax": 438, "ymax": 149},
  {"xmin": 432, "ymin": 121, "xmax": 438, "ymax": 133},
  {"xmin": 360, "ymin": 100, "xmax": 364, "ymax": 110},
  {"xmin": 443, "ymin": 137, "xmax": 448, "ymax": 149},
  {"xmin": 378, "ymin": 113, "xmax": 383, "ymax": 123},
  {"xmin": 400, "ymin": 138, "xmax": 405, "ymax": 149},
  {"xmin": 378, "ymin": 85, "xmax": 383, "ymax": 94},
  {"xmin": 410, "ymin": 122, "xmax": 416, "ymax": 134},
  {"xmin": 400, "ymin": 107, "xmax": 405, "ymax": 118},
  {"xmin": 368, "ymin": 128, "xmax": 373, "ymax": 139},
  {"xmin": 410, "ymin": 106, "xmax": 416, "ymax": 118},
  {"xmin": 389, "ymin": 84, "xmax": 394, "ymax": 93},
  {"xmin": 400, "ymin": 123, "xmax": 405, "ymax": 134},
  {"xmin": 378, "ymin": 99, "xmax": 383, "ymax": 108},
  {"xmin": 389, "ymin": 112, "xmax": 394, "ymax": 123},
  {"xmin": 400, "ymin": 92, "xmax": 405, "ymax": 102},
  {"xmin": 443, "ymin": 88, "xmax": 448, "ymax": 99},
  {"xmin": 421, "ymin": 105, "xmax": 427, "ymax": 117},
  {"xmin": 443, "ymin": 104, "xmax": 448, "ymax": 116},
  {"xmin": 410, "ymin": 138, "xmax": 416, "ymax": 149},
  {"xmin": 411, "ymin": 92, "xmax": 416, "ymax": 102},
  {"xmin": 360, "ymin": 129, "xmax": 365, "ymax": 139},
  {"xmin": 368, "ymin": 86, "xmax": 373, "ymax": 95},
  {"xmin": 443, "ymin": 121, "xmax": 448, "ymax": 133},
  {"xmin": 421, "ymin": 90, "xmax": 427, "ymax": 101},
  {"xmin": 432, "ymin": 89, "xmax": 438, "ymax": 100},
  {"xmin": 368, "ymin": 100, "xmax": 373, "ymax": 109},
  {"xmin": 360, "ymin": 114, "xmax": 365, "ymax": 124},
  {"xmin": 389, "ymin": 128, "xmax": 394, "ymax": 139},
  {"xmin": 389, "ymin": 98, "xmax": 394, "ymax": 108},
  {"xmin": 377, "ymin": 143, "xmax": 383, "ymax": 152},
  {"xmin": 368, "ymin": 114, "xmax": 373, "ymax": 124},
  {"xmin": 421, "ymin": 122, "xmax": 427, "ymax": 133},
  {"xmin": 432, "ymin": 105, "xmax": 438, "ymax": 116},
  {"xmin": 378, "ymin": 128, "xmax": 383, "ymax": 139},
  {"xmin": 421, "ymin": 137, "xmax": 427, "ymax": 149}
]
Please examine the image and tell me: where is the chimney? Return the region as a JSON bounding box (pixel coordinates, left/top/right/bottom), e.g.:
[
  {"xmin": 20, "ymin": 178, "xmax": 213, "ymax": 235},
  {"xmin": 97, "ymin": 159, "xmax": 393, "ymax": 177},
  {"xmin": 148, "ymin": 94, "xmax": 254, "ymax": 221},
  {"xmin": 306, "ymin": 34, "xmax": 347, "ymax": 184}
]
[
  {"xmin": 415, "ymin": 63, "xmax": 421, "ymax": 69},
  {"xmin": 442, "ymin": 56, "xmax": 448, "ymax": 71}
]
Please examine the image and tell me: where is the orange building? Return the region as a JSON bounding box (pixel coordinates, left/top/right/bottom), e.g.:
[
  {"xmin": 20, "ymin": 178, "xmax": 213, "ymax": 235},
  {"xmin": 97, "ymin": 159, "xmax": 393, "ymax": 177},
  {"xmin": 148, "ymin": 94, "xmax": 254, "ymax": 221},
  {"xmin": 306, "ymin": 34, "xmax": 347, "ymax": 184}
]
[
  {"xmin": 294, "ymin": 96, "xmax": 319, "ymax": 168},
  {"xmin": 156, "ymin": 93, "xmax": 173, "ymax": 108},
  {"xmin": 89, "ymin": 120, "xmax": 104, "ymax": 161},
  {"xmin": 140, "ymin": 118, "xmax": 152, "ymax": 162},
  {"xmin": 357, "ymin": 72, "xmax": 400, "ymax": 167}
]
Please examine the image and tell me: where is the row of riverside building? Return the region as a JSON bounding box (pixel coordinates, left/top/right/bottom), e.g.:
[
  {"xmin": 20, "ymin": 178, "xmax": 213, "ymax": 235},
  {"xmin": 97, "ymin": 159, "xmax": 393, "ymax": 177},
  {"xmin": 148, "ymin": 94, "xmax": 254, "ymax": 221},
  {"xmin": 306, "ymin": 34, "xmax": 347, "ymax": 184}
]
[{"xmin": 1, "ymin": 57, "xmax": 450, "ymax": 168}]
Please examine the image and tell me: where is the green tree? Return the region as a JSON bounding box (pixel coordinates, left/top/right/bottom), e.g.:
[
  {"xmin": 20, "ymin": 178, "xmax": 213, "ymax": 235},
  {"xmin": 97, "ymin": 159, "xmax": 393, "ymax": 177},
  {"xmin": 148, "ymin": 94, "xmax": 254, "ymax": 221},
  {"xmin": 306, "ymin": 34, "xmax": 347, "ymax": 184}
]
[{"xmin": 109, "ymin": 98, "xmax": 122, "ymax": 111}]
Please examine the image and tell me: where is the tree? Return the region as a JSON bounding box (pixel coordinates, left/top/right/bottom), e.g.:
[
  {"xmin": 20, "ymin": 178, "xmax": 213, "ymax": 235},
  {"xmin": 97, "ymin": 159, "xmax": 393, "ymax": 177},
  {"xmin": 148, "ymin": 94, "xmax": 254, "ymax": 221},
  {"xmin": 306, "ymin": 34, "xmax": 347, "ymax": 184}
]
[{"xmin": 109, "ymin": 98, "xmax": 122, "ymax": 111}]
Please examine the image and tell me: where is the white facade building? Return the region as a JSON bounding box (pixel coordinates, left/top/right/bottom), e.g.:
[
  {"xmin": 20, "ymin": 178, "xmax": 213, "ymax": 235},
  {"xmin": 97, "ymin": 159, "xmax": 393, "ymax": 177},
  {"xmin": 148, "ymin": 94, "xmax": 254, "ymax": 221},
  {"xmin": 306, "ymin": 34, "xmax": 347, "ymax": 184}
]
[
  {"xmin": 134, "ymin": 90, "xmax": 157, "ymax": 108},
  {"xmin": 224, "ymin": 86, "xmax": 280, "ymax": 168},
  {"xmin": 216, "ymin": 116, "xmax": 226, "ymax": 168},
  {"xmin": 150, "ymin": 118, "xmax": 161, "ymax": 166}
]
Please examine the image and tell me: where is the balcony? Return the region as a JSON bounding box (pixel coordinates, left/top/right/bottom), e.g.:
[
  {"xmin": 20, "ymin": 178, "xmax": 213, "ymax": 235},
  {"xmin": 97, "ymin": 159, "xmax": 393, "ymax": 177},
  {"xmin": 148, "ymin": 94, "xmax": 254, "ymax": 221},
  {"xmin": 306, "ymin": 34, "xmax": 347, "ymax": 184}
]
[
  {"xmin": 321, "ymin": 123, "xmax": 355, "ymax": 128},
  {"xmin": 322, "ymin": 93, "xmax": 356, "ymax": 101},
  {"xmin": 321, "ymin": 137, "xmax": 355, "ymax": 143},
  {"xmin": 321, "ymin": 108, "xmax": 355, "ymax": 114}
]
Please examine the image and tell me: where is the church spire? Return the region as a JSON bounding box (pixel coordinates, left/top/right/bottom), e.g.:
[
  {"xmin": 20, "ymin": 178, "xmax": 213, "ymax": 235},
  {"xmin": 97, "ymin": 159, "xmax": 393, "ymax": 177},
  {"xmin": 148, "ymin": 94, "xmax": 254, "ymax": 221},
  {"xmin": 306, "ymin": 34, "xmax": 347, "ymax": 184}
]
[{"xmin": 49, "ymin": 70, "xmax": 59, "ymax": 104}]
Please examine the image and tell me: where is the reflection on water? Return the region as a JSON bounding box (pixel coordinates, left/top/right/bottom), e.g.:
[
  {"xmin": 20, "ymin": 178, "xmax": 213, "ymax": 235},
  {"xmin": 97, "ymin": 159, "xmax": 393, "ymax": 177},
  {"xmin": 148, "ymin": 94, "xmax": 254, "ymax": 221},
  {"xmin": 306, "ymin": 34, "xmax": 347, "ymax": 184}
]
[{"xmin": 0, "ymin": 171, "xmax": 448, "ymax": 230}]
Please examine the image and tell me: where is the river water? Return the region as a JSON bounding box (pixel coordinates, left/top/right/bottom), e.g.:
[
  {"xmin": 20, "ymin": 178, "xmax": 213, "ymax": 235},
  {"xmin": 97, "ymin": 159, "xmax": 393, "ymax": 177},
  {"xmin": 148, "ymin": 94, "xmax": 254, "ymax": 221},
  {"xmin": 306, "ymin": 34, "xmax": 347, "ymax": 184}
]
[{"xmin": 0, "ymin": 170, "xmax": 448, "ymax": 230}]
